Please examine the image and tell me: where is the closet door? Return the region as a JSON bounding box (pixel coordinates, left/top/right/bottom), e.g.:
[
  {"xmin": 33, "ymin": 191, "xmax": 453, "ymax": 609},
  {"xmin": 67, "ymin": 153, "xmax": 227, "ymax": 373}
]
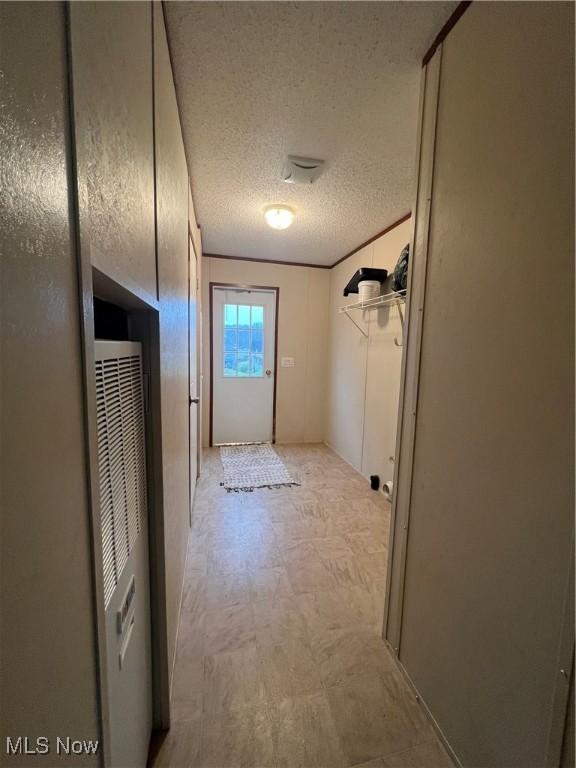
[
  {"xmin": 95, "ymin": 340, "xmax": 152, "ymax": 767},
  {"xmin": 386, "ymin": 4, "xmax": 574, "ymax": 766}
]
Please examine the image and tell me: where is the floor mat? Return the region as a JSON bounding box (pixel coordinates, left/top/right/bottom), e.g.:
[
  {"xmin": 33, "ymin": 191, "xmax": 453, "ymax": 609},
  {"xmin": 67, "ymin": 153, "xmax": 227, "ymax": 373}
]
[{"xmin": 219, "ymin": 443, "xmax": 300, "ymax": 492}]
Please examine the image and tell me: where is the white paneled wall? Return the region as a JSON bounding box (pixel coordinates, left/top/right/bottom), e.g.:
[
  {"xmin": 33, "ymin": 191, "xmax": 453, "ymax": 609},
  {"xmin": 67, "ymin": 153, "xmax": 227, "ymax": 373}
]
[
  {"xmin": 326, "ymin": 218, "xmax": 411, "ymax": 487},
  {"xmin": 201, "ymin": 257, "xmax": 330, "ymax": 446}
]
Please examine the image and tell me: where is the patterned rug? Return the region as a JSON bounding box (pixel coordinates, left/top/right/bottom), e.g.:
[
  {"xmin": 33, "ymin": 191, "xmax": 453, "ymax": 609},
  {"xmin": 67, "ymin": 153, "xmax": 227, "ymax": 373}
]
[{"xmin": 220, "ymin": 443, "xmax": 300, "ymax": 492}]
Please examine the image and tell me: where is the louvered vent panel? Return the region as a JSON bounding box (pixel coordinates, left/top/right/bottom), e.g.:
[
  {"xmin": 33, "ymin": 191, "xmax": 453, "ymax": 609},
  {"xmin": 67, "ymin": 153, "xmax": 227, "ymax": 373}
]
[
  {"xmin": 95, "ymin": 351, "xmax": 146, "ymax": 607},
  {"xmin": 95, "ymin": 361, "xmax": 117, "ymax": 605},
  {"xmin": 131, "ymin": 356, "xmax": 147, "ymax": 535}
]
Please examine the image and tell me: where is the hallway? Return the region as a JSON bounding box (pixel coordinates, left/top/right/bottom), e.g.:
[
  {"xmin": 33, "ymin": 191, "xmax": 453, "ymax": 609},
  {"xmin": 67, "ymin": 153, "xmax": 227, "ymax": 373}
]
[
  {"xmin": 2, "ymin": 2, "xmax": 573, "ymax": 764},
  {"xmin": 151, "ymin": 445, "xmax": 453, "ymax": 767}
]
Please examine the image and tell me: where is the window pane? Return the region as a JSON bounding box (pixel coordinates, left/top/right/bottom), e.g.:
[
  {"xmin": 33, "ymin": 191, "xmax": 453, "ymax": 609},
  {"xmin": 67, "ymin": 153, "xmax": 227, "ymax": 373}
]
[
  {"xmin": 251, "ymin": 305, "xmax": 264, "ymax": 329},
  {"xmin": 250, "ymin": 329, "xmax": 263, "ymax": 353},
  {"xmin": 223, "ymin": 353, "xmax": 237, "ymax": 377},
  {"xmin": 237, "ymin": 354, "xmax": 250, "ymax": 377},
  {"xmin": 250, "ymin": 354, "xmax": 264, "ymax": 377},
  {"xmin": 224, "ymin": 329, "xmax": 237, "ymax": 352},
  {"xmin": 224, "ymin": 304, "xmax": 237, "ymax": 327},
  {"xmin": 238, "ymin": 305, "xmax": 251, "ymax": 329},
  {"xmin": 237, "ymin": 329, "xmax": 250, "ymax": 353}
]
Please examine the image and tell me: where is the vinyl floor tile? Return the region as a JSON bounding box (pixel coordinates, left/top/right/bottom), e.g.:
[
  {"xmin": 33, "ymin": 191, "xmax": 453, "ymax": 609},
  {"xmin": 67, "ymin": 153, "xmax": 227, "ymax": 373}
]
[
  {"xmin": 312, "ymin": 535, "xmax": 355, "ymax": 560},
  {"xmin": 310, "ymin": 627, "xmax": 396, "ymax": 687},
  {"xmin": 198, "ymin": 706, "xmax": 275, "ymax": 768},
  {"xmin": 252, "ymin": 596, "xmax": 309, "ymax": 645},
  {"xmin": 322, "ymin": 554, "xmax": 372, "ymax": 589},
  {"xmin": 326, "ymin": 671, "xmax": 433, "ymax": 765},
  {"xmin": 204, "ymin": 603, "xmax": 256, "ymax": 654},
  {"xmin": 171, "ymin": 658, "xmax": 204, "ymax": 723},
  {"xmin": 150, "ymin": 717, "xmax": 202, "ymax": 767},
  {"xmin": 380, "ymin": 738, "xmax": 454, "ymax": 768},
  {"xmin": 205, "ymin": 568, "xmax": 252, "ymax": 610},
  {"xmin": 269, "ymin": 692, "xmax": 347, "ymax": 768},
  {"xmin": 285, "ymin": 558, "xmax": 336, "ymax": 594},
  {"xmin": 250, "ymin": 561, "xmax": 292, "ymax": 599},
  {"xmin": 203, "ymin": 643, "xmax": 266, "ymax": 718},
  {"xmin": 152, "ymin": 445, "xmax": 453, "ymax": 768},
  {"xmin": 257, "ymin": 634, "xmax": 323, "ymax": 703},
  {"xmin": 295, "ymin": 586, "xmax": 371, "ymax": 634}
]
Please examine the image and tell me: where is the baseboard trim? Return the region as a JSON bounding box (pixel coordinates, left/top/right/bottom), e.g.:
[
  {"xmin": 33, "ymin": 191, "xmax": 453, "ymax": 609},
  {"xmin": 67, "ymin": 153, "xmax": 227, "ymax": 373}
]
[{"xmin": 274, "ymin": 439, "xmax": 326, "ymax": 446}]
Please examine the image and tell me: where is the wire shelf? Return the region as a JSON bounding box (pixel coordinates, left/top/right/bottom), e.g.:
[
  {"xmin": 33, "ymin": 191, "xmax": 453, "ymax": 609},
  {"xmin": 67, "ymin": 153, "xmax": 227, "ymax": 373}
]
[{"xmin": 338, "ymin": 289, "xmax": 406, "ymax": 314}]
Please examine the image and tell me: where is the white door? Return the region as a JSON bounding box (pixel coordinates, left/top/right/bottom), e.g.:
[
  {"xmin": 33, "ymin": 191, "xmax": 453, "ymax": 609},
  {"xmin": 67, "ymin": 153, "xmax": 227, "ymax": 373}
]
[
  {"xmin": 212, "ymin": 286, "xmax": 276, "ymax": 445},
  {"xmin": 95, "ymin": 341, "xmax": 152, "ymax": 768},
  {"xmin": 189, "ymin": 236, "xmax": 199, "ymax": 511}
]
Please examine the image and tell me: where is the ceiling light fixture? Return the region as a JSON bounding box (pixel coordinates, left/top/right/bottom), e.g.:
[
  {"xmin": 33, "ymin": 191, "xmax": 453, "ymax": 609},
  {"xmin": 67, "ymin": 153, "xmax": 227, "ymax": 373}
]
[{"xmin": 264, "ymin": 204, "xmax": 295, "ymax": 230}]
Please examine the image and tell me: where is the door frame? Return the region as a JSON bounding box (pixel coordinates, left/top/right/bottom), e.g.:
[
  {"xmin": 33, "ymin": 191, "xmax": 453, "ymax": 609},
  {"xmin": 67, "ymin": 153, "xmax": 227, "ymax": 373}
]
[
  {"xmin": 209, "ymin": 282, "xmax": 279, "ymax": 447},
  {"xmin": 383, "ymin": 48, "xmax": 442, "ymax": 654}
]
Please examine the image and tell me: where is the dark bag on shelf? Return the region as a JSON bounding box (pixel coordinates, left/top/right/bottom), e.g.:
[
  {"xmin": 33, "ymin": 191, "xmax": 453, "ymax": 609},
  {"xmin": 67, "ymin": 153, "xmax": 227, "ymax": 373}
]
[{"xmin": 392, "ymin": 244, "xmax": 409, "ymax": 292}]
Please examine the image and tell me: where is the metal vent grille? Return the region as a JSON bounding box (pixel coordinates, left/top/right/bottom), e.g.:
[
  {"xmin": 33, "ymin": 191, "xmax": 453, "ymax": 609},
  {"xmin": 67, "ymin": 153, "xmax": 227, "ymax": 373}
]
[{"xmin": 95, "ymin": 350, "xmax": 146, "ymax": 607}]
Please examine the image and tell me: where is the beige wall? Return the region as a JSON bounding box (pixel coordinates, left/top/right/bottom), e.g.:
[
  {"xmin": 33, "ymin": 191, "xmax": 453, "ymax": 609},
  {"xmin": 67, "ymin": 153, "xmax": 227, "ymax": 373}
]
[
  {"xmin": 387, "ymin": 3, "xmax": 574, "ymax": 767},
  {"xmin": 326, "ymin": 219, "xmax": 411, "ymax": 486},
  {"xmin": 201, "ymin": 258, "xmax": 330, "ymax": 446},
  {"xmin": 71, "ymin": 0, "xmax": 157, "ymax": 304},
  {"xmin": 0, "ymin": 2, "xmax": 100, "ymax": 762}
]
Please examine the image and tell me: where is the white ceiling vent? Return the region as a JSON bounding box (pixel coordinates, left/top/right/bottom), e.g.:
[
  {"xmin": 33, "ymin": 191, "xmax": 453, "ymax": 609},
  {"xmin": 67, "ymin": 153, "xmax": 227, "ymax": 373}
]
[{"xmin": 282, "ymin": 155, "xmax": 324, "ymax": 185}]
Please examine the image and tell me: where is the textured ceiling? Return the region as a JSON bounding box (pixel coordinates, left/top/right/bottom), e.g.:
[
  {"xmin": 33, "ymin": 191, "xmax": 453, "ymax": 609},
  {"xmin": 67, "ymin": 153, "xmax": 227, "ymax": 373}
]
[{"xmin": 165, "ymin": 1, "xmax": 457, "ymax": 266}]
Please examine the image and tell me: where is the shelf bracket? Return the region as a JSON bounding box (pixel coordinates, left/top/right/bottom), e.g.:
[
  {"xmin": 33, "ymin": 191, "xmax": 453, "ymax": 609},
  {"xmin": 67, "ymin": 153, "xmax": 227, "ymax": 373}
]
[{"xmin": 343, "ymin": 309, "xmax": 369, "ymax": 338}]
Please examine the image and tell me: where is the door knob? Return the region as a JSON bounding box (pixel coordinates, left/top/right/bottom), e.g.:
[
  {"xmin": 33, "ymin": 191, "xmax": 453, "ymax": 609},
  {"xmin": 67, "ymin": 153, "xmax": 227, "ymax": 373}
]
[{"xmin": 265, "ymin": 369, "xmax": 272, "ymax": 377}]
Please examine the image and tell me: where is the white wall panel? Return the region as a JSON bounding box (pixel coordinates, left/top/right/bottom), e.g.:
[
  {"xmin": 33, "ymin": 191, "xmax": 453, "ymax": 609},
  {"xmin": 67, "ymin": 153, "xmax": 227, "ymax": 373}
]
[
  {"xmin": 362, "ymin": 225, "xmax": 410, "ymax": 486},
  {"xmin": 326, "ymin": 222, "xmax": 411, "ymax": 479}
]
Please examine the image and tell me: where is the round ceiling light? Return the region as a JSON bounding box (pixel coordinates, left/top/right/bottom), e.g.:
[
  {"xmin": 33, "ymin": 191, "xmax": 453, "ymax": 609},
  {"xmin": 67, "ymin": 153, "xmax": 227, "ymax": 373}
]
[{"xmin": 264, "ymin": 204, "xmax": 295, "ymax": 230}]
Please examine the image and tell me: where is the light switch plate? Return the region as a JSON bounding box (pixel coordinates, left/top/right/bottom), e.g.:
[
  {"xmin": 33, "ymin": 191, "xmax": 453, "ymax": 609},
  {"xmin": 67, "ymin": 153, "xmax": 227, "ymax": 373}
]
[{"xmin": 281, "ymin": 357, "xmax": 295, "ymax": 368}]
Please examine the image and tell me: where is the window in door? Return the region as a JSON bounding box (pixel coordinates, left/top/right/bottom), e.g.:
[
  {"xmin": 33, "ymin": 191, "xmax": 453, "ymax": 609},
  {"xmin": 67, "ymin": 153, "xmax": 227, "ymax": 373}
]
[{"xmin": 223, "ymin": 303, "xmax": 264, "ymax": 377}]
